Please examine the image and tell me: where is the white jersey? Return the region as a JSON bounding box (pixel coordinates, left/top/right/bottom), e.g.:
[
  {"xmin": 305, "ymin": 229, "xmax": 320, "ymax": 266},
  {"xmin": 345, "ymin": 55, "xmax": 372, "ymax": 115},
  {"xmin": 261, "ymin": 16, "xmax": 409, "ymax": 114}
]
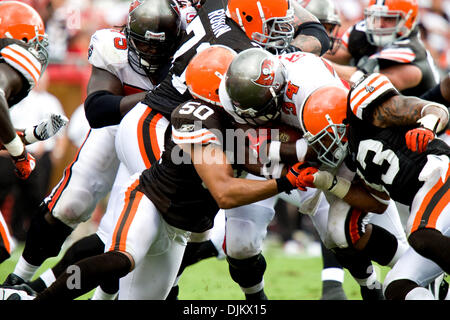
[
  {"xmin": 88, "ymin": 28, "xmax": 155, "ymax": 93},
  {"xmin": 46, "ymin": 28, "xmax": 156, "ymax": 227},
  {"xmin": 220, "ymin": 51, "xmax": 346, "ymax": 131}
]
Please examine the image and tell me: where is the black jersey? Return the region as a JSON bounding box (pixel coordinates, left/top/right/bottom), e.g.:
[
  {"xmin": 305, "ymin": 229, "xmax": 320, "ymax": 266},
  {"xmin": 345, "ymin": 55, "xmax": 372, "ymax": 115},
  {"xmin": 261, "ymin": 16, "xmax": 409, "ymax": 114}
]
[
  {"xmin": 138, "ymin": 99, "xmax": 242, "ymax": 233},
  {"xmin": 142, "ymin": 0, "xmax": 256, "ymax": 120},
  {"xmin": 345, "ymin": 75, "xmax": 450, "ymax": 206},
  {"xmin": 343, "ymin": 21, "xmax": 439, "ymax": 97},
  {"xmin": 0, "ymin": 38, "xmax": 42, "ymax": 106}
]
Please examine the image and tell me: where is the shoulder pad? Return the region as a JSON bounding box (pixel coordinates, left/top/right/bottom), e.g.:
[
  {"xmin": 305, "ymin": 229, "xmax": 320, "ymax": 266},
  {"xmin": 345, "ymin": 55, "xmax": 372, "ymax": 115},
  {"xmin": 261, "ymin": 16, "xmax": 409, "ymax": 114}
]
[
  {"xmin": 171, "ymin": 100, "xmax": 223, "ymax": 145},
  {"xmin": 88, "ymin": 29, "xmax": 128, "ymax": 72},
  {"xmin": 1, "ymin": 42, "xmax": 42, "ymax": 89},
  {"xmin": 349, "ymin": 73, "xmax": 398, "ymax": 120},
  {"xmin": 370, "ymin": 46, "xmax": 416, "ymax": 63}
]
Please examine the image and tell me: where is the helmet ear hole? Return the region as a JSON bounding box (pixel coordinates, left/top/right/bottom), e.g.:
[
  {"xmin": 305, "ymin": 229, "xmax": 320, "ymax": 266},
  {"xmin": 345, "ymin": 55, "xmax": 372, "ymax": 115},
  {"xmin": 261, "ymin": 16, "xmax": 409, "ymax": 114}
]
[
  {"xmin": 22, "ymin": 38, "xmax": 28, "ymax": 42},
  {"xmin": 245, "ymin": 15, "xmax": 253, "ymax": 22}
]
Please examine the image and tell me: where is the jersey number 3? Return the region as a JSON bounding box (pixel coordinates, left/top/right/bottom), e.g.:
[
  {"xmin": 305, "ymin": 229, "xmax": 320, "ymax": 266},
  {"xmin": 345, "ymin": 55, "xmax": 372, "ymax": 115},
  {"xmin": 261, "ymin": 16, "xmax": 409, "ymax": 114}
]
[{"xmin": 356, "ymin": 139, "xmax": 400, "ymax": 190}]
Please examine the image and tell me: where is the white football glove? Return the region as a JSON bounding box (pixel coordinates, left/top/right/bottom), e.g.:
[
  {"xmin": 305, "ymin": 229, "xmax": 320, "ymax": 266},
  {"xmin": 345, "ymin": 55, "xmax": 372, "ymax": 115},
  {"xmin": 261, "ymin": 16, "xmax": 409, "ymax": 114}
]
[{"xmin": 24, "ymin": 113, "xmax": 69, "ymax": 144}]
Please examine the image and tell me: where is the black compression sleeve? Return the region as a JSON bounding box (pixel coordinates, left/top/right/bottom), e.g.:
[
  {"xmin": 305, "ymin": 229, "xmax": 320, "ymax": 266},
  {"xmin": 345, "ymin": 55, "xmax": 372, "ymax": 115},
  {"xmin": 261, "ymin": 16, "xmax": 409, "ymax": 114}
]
[
  {"xmin": 294, "ymin": 21, "xmax": 331, "ymax": 56},
  {"xmin": 420, "ymin": 83, "xmax": 449, "ymax": 108},
  {"xmin": 84, "ymin": 90, "xmax": 123, "ymax": 128}
]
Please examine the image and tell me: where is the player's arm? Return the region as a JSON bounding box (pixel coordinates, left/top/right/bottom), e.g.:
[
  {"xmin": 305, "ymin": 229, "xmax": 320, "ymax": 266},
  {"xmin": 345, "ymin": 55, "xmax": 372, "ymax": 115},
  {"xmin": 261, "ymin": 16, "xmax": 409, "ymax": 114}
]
[
  {"xmin": 295, "ymin": 165, "xmax": 389, "ymax": 213},
  {"xmin": 0, "ymin": 63, "xmax": 37, "ymax": 179},
  {"xmin": 420, "ymin": 74, "xmax": 450, "ymax": 108},
  {"xmin": 84, "ymin": 66, "xmax": 146, "ymax": 128},
  {"xmin": 290, "ymin": 1, "xmax": 331, "ymax": 56},
  {"xmin": 183, "ymin": 143, "xmax": 278, "ymax": 208}
]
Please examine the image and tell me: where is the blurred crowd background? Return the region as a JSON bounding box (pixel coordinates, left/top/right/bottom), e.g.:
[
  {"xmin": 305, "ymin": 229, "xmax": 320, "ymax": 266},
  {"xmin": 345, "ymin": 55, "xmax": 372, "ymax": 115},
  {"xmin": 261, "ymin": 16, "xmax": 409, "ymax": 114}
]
[{"xmin": 1, "ymin": 0, "xmax": 449, "ymax": 252}]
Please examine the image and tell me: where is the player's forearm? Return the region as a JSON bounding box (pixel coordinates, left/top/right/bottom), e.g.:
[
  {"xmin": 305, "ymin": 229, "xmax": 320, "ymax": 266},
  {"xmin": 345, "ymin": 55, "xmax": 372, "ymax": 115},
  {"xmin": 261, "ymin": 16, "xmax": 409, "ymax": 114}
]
[
  {"xmin": 330, "ymin": 63, "xmax": 357, "ymax": 83},
  {"xmin": 211, "ymin": 177, "xmax": 279, "ymax": 209},
  {"xmin": 119, "ymin": 92, "xmax": 147, "ymax": 117},
  {"xmin": 373, "ymin": 95, "xmax": 449, "ymax": 130},
  {"xmin": 0, "ymin": 93, "xmax": 17, "ymax": 145}
]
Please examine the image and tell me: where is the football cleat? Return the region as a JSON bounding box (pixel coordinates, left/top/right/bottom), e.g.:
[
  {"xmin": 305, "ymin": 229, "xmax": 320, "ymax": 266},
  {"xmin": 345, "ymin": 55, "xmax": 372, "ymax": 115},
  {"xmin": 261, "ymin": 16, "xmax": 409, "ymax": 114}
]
[
  {"xmin": 245, "ymin": 289, "xmax": 268, "ymax": 300},
  {"xmin": 1, "ymin": 273, "xmax": 25, "ymax": 286},
  {"xmin": 0, "ymin": 288, "xmax": 35, "ymax": 300},
  {"xmin": 428, "ymin": 274, "xmax": 449, "ymax": 300},
  {"xmin": 320, "ymin": 280, "xmax": 348, "ymax": 300},
  {"xmin": 360, "ymin": 282, "xmax": 385, "ymax": 300}
]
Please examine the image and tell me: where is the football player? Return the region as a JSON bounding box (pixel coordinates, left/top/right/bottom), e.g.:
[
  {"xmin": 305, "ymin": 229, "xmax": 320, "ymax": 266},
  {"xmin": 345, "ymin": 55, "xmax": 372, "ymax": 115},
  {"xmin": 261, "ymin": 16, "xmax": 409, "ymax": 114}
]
[
  {"xmin": 1, "ymin": 0, "xmax": 182, "ymax": 292},
  {"xmin": 2, "ymin": 45, "xmax": 308, "ymax": 301},
  {"xmin": 0, "ymin": 1, "xmax": 67, "ymax": 265},
  {"xmin": 328, "ymin": 0, "xmax": 440, "ymax": 97},
  {"xmin": 219, "ymin": 48, "xmax": 413, "ymax": 300},
  {"xmin": 294, "ymin": 72, "xmax": 449, "ymax": 300}
]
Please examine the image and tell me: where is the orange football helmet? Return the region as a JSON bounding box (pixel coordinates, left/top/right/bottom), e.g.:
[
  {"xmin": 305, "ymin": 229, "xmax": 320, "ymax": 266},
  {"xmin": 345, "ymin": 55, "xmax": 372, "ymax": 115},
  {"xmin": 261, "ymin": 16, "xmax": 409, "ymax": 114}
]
[
  {"xmin": 300, "ymin": 86, "xmax": 349, "ymax": 168},
  {"xmin": 227, "ymin": 0, "xmax": 294, "ymax": 53},
  {"xmin": 185, "ymin": 45, "xmax": 237, "ymax": 106},
  {"xmin": 0, "ymin": 1, "xmax": 48, "ymax": 65},
  {"xmin": 365, "ymin": 0, "xmax": 419, "ymax": 46}
]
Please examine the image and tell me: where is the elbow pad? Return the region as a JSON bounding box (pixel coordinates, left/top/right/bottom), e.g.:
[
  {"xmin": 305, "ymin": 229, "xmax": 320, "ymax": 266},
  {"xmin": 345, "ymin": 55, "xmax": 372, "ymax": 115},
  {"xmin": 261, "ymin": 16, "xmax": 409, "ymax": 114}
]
[
  {"xmin": 294, "ymin": 21, "xmax": 331, "ymax": 56},
  {"xmin": 84, "ymin": 90, "xmax": 123, "ymax": 128}
]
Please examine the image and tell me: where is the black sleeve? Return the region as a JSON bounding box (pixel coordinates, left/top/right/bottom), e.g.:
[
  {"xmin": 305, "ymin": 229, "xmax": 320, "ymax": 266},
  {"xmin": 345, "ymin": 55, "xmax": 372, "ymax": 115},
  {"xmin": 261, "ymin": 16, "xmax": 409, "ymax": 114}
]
[
  {"xmin": 420, "ymin": 83, "xmax": 450, "ymax": 108},
  {"xmin": 84, "ymin": 90, "xmax": 123, "ymax": 128},
  {"xmin": 294, "ymin": 21, "xmax": 331, "ymax": 56}
]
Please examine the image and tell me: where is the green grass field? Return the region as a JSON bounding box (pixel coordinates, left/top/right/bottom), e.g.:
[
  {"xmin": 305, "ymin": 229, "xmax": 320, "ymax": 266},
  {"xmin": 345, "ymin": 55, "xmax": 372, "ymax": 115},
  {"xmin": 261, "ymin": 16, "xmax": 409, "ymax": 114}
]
[{"xmin": 0, "ymin": 239, "xmax": 391, "ymax": 300}]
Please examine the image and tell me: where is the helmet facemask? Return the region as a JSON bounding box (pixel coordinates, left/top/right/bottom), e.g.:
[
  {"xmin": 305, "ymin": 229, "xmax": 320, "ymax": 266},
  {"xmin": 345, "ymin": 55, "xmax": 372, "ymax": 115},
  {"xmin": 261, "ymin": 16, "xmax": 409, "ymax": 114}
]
[
  {"xmin": 364, "ymin": 5, "xmax": 414, "ymax": 47},
  {"xmin": 322, "ymin": 22, "xmax": 341, "ymax": 55},
  {"xmin": 232, "ymin": 84, "xmax": 285, "ymax": 126},
  {"xmin": 303, "ymin": 114, "xmax": 348, "ymax": 169},
  {"xmin": 125, "ymin": 26, "xmax": 179, "ymax": 78},
  {"xmin": 28, "ymin": 27, "xmax": 49, "ymax": 72},
  {"xmin": 252, "ymin": 5, "xmax": 295, "ymax": 53}
]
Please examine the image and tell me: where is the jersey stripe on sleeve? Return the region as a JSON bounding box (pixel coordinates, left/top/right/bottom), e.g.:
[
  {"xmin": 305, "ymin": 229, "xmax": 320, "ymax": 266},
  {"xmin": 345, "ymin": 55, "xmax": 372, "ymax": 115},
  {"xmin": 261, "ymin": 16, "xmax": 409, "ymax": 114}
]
[
  {"xmin": 350, "ymin": 73, "xmax": 397, "ymax": 119},
  {"xmin": 1, "ymin": 44, "xmax": 41, "ymax": 87},
  {"xmin": 172, "ymin": 127, "xmax": 220, "ymax": 145}
]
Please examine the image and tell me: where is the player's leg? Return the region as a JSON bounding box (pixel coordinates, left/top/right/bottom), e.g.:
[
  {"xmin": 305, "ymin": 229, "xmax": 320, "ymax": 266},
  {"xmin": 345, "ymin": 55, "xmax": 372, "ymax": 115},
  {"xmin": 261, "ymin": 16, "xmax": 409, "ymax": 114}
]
[
  {"xmin": 0, "ymin": 211, "xmax": 15, "ymax": 264},
  {"xmin": 2, "ymin": 128, "xmax": 119, "ymax": 286},
  {"xmin": 225, "ymin": 193, "xmax": 275, "ymax": 300},
  {"xmin": 283, "ymin": 189, "xmax": 348, "ymax": 300},
  {"xmin": 383, "ymin": 246, "xmax": 445, "ymax": 300},
  {"xmin": 33, "ymin": 175, "xmax": 159, "ymax": 300},
  {"xmin": 117, "ymin": 216, "xmax": 190, "ymax": 300},
  {"xmin": 166, "ymin": 209, "xmax": 226, "ymax": 300},
  {"xmin": 406, "ymin": 159, "xmax": 450, "ymax": 274}
]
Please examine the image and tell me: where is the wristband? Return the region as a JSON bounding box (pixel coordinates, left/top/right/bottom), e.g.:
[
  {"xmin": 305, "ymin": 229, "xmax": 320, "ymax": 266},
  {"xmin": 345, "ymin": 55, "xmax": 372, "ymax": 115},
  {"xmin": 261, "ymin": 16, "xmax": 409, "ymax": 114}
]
[
  {"xmin": 24, "ymin": 126, "xmax": 39, "ymax": 144},
  {"xmin": 268, "ymin": 141, "xmax": 281, "ymax": 162},
  {"xmin": 4, "ymin": 134, "xmax": 24, "ymax": 157},
  {"xmin": 327, "ymin": 176, "xmax": 351, "ymax": 199},
  {"xmin": 261, "ymin": 161, "xmax": 284, "ymax": 179},
  {"xmin": 296, "ymin": 139, "xmax": 307, "ymax": 162},
  {"xmin": 276, "ymin": 176, "xmax": 295, "ymax": 193},
  {"xmin": 419, "ymin": 103, "xmax": 448, "ymax": 132}
]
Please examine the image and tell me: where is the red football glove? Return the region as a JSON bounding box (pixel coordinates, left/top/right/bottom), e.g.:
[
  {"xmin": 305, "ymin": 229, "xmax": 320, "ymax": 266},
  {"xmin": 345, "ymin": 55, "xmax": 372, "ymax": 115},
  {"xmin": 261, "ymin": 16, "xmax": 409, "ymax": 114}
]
[
  {"xmin": 405, "ymin": 127, "xmax": 435, "ymax": 153},
  {"xmin": 285, "ymin": 162, "xmax": 310, "ymax": 191},
  {"xmin": 11, "ymin": 151, "xmax": 36, "ymax": 179},
  {"xmin": 295, "ymin": 167, "xmax": 319, "ymax": 190}
]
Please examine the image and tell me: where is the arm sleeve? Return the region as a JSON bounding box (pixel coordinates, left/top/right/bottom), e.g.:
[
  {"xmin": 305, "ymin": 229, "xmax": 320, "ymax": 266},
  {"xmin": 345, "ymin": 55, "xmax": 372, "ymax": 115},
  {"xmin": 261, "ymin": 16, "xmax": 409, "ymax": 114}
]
[
  {"xmin": 84, "ymin": 90, "xmax": 123, "ymax": 128},
  {"xmin": 294, "ymin": 21, "xmax": 331, "ymax": 56}
]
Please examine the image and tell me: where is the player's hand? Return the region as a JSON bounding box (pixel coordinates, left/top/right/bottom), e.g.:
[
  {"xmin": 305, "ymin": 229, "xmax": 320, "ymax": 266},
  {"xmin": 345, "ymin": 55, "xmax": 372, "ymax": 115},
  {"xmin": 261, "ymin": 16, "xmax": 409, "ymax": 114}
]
[
  {"xmin": 24, "ymin": 113, "xmax": 68, "ymax": 144},
  {"xmin": 286, "ymin": 162, "xmax": 310, "ymax": 191},
  {"xmin": 295, "ymin": 166, "xmax": 320, "ymax": 190},
  {"xmin": 405, "ymin": 127, "xmax": 435, "ymax": 153},
  {"xmin": 11, "ymin": 150, "xmax": 36, "ymax": 179}
]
